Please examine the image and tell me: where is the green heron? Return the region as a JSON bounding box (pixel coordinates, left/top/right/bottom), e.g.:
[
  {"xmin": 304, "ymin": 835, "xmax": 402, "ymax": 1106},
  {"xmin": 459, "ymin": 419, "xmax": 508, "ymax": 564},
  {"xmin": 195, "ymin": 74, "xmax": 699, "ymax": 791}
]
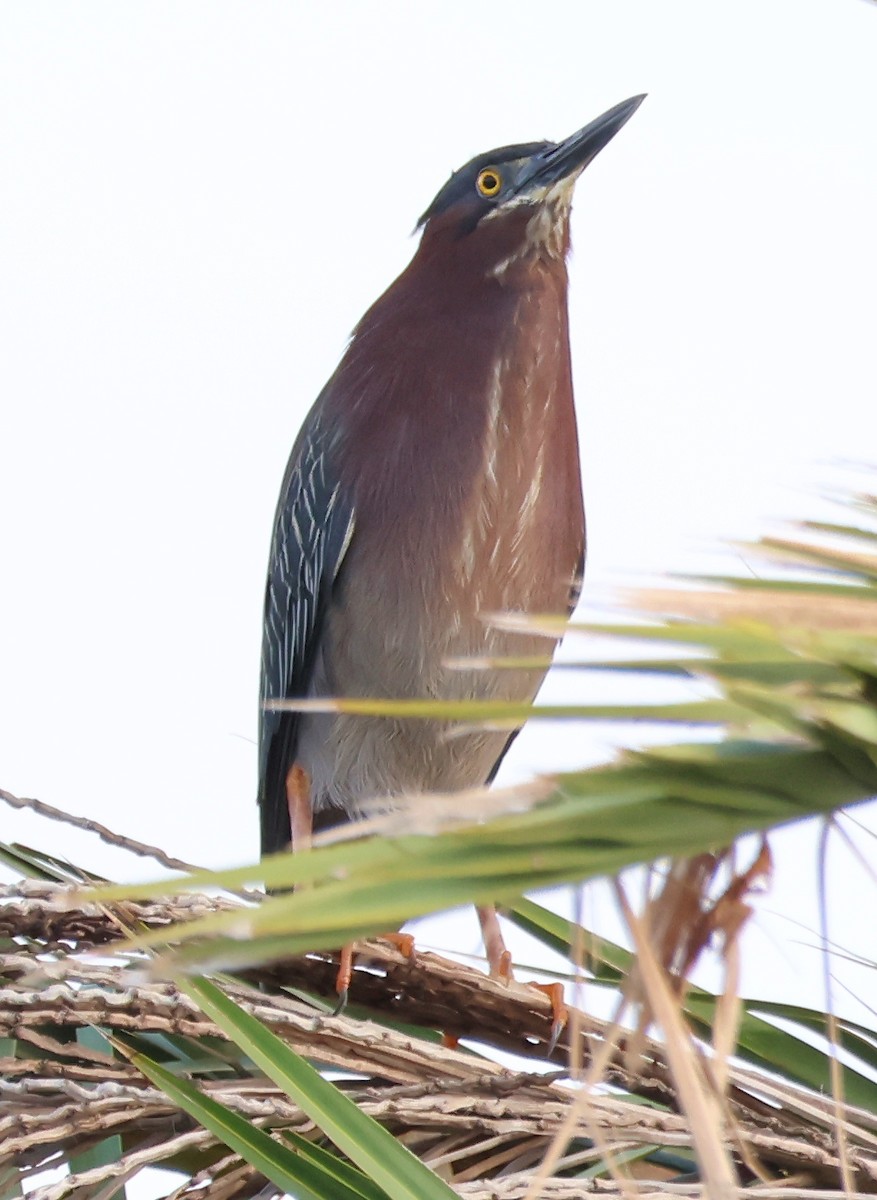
[{"xmin": 259, "ymin": 94, "xmax": 645, "ymax": 991}]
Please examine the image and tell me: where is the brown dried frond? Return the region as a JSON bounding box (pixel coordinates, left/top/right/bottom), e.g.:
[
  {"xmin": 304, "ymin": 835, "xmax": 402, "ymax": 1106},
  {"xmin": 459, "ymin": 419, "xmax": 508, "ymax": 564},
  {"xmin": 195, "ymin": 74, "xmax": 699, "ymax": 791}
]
[
  {"xmin": 622, "ymin": 842, "xmax": 771, "ymax": 1026},
  {"xmin": 631, "ymin": 587, "xmax": 877, "ymax": 633}
]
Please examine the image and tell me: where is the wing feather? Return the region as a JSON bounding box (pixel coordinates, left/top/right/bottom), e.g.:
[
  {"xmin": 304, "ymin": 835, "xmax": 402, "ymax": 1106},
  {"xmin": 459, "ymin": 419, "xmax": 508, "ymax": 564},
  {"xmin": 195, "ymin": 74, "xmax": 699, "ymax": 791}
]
[{"xmin": 258, "ymin": 407, "xmax": 354, "ymax": 854}]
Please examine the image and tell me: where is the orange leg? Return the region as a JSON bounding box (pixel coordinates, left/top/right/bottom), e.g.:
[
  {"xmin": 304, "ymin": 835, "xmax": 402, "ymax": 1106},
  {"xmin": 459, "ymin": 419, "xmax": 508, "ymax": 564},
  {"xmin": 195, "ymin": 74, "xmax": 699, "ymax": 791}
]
[
  {"xmin": 476, "ymin": 904, "xmax": 513, "ymax": 980},
  {"xmin": 286, "ymin": 763, "xmax": 312, "ymax": 855},
  {"xmin": 334, "ymin": 943, "xmax": 355, "ymax": 1011},
  {"xmin": 284, "ymin": 765, "xmax": 353, "ymax": 1010},
  {"xmin": 283, "ymin": 768, "xmax": 419, "ymax": 1015}
]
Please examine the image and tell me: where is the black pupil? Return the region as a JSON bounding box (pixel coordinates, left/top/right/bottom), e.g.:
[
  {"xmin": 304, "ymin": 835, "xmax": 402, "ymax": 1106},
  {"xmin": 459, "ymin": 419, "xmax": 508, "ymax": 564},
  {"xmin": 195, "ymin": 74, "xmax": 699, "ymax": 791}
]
[{"xmin": 482, "ymin": 173, "xmax": 497, "ymax": 192}]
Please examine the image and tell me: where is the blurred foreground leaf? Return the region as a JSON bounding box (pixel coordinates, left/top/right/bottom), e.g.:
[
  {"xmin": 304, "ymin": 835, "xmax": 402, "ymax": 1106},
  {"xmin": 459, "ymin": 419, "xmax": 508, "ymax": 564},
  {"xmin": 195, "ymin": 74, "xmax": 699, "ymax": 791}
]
[{"xmin": 81, "ymin": 487, "xmax": 877, "ymax": 976}]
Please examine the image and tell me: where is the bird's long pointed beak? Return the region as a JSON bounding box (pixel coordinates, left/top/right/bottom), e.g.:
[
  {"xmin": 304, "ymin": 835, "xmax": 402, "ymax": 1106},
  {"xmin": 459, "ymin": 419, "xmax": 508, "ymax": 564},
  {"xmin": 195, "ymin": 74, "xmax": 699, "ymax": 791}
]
[{"xmin": 516, "ymin": 94, "xmax": 646, "ymax": 195}]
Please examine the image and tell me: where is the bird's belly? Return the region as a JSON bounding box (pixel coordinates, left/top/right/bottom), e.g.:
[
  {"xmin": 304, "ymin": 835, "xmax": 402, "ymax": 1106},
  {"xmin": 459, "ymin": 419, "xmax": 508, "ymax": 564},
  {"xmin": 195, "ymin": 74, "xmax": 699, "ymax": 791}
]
[
  {"xmin": 297, "ymin": 476, "xmax": 579, "ymax": 818},
  {"xmin": 297, "ymin": 609, "xmax": 547, "ymax": 818}
]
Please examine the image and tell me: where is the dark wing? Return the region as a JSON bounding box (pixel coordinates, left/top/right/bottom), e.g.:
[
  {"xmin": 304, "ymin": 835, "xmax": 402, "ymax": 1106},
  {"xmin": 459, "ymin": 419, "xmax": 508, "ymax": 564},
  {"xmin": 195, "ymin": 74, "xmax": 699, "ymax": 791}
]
[{"xmin": 258, "ymin": 404, "xmax": 355, "ymax": 855}]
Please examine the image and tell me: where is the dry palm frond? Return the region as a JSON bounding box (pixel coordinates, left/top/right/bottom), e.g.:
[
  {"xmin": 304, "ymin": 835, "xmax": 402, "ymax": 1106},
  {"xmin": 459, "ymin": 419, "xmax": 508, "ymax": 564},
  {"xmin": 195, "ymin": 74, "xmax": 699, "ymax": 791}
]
[
  {"xmin": 3, "ymin": 484, "xmax": 877, "ymax": 1198},
  {"xmin": 3, "ymin": 878, "xmax": 877, "ymax": 1199}
]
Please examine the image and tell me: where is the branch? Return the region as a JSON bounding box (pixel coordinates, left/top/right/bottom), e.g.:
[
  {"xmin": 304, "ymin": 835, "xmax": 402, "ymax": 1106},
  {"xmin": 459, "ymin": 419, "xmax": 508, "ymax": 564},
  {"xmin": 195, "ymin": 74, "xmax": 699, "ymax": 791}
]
[{"xmin": 0, "ymin": 788, "xmax": 203, "ymax": 874}]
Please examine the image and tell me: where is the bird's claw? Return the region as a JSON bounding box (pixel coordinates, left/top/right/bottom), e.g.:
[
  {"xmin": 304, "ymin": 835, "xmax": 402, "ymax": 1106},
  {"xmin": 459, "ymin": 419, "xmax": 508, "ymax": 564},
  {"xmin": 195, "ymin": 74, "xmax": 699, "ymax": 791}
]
[{"xmin": 529, "ymin": 981, "xmax": 568, "ymax": 1054}]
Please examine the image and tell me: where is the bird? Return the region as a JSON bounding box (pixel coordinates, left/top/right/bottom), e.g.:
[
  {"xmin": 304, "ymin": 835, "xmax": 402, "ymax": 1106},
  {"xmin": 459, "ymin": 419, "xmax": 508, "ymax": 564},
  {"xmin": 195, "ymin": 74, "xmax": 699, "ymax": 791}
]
[{"xmin": 258, "ymin": 94, "xmax": 645, "ymax": 1001}]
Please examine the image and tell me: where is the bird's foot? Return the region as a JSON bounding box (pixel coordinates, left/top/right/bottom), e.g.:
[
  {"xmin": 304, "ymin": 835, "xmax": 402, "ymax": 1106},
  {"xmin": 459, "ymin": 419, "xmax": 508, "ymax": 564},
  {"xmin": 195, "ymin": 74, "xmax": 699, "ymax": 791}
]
[
  {"xmin": 476, "ymin": 903, "xmax": 566, "ymax": 1051},
  {"xmin": 333, "ymin": 933, "xmax": 417, "ymax": 1013},
  {"xmin": 443, "ymin": 964, "xmax": 567, "ymax": 1053},
  {"xmin": 491, "ymin": 957, "xmax": 567, "ymax": 1054}
]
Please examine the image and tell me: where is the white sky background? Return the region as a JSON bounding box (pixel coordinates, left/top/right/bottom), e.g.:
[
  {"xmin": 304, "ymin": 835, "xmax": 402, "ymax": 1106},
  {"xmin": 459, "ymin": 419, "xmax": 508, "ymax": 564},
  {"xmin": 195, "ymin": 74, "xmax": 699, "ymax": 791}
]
[{"xmin": 2, "ymin": 0, "xmax": 877, "ymax": 1027}]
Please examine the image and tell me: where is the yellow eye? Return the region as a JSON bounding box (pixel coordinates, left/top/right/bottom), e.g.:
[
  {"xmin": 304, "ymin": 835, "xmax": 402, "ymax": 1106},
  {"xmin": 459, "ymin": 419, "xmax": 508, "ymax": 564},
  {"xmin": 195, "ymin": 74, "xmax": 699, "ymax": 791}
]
[{"xmin": 476, "ymin": 167, "xmax": 502, "ymax": 198}]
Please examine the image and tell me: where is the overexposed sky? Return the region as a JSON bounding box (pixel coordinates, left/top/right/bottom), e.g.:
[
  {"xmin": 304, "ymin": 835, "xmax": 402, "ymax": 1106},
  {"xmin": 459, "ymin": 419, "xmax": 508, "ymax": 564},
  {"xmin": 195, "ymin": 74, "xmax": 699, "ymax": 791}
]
[{"xmin": 2, "ymin": 2, "xmax": 876, "ymax": 1019}]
